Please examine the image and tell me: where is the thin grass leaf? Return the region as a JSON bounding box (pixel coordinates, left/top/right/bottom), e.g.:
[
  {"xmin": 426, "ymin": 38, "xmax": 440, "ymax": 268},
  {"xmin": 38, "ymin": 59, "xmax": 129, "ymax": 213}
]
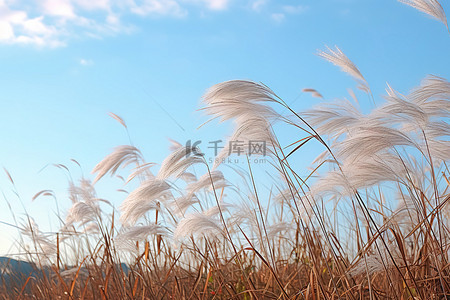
[
  {"xmin": 318, "ymin": 45, "xmax": 370, "ymax": 92},
  {"xmin": 399, "ymin": 0, "xmax": 448, "ymax": 30},
  {"xmin": 108, "ymin": 112, "xmax": 127, "ymax": 128}
]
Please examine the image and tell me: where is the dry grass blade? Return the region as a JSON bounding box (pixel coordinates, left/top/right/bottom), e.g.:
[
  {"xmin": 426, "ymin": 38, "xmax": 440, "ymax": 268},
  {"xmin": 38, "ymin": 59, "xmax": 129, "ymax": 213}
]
[
  {"xmin": 283, "ymin": 136, "xmax": 314, "ymax": 160},
  {"xmin": 51, "ymin": 265, "xmax": 71, "ymax": 296},
  {"xmin": 318, "ymin": 45, "xmax": 370, "ymax": 92},
  {"xmin": 69, "ymin": 256, "xmax": 89, "ymax": 297},
  {"xmin": 18, "ymin": 275, "xmax": 33, "ymax": 299},
  {"xmin": 108, "ymin": 112, "xmax": 127, "ymax": 128},
  {"xmin": 398, "ymin": 0, "xmax": 448, "ymax": 30},
  {"xmin": 32, "ymin": 190, "xmax": 53, "ymax": 201},
  {"xmin": 92, "ymin": 145, "xmax": 142, "ymax": 184},
  {"xmin": 173, "ymin": 212, "xmax": 223, "ymax": 239},
  {"xmin": 3, "ymin": 167, "xmax": 14, "ymax": 185},
  {"xmin": 119, "ymin": 179, "xmax": 171, "ymax": 226},
  {"xmin": 156, "ymin": 146, "xmax": 204, "ymax": 180},
  {"xmin": 302, "ymin": 88, "xmax": 324, "ymax": 99}
]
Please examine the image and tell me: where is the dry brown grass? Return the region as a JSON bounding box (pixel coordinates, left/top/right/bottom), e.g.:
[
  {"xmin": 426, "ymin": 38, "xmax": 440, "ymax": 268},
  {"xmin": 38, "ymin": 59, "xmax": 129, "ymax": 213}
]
[{"xmin": 1, "ymin": 1, "xmax": 450, "ymax": 299}]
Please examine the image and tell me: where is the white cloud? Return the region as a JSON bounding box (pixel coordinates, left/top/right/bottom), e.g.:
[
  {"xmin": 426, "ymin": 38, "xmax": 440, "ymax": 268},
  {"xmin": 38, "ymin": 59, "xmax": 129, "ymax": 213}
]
[
  {"xmin": 269, "ymin": 4, "xmax": 308, "ymax": 23},
  {"xmin": 40, "ymin": 0, "xmax": 76, "ymax": 19},
  {"xmin": 0, "ymin": 21, "xmax": 14, "ymax": 40},
  {"xmin": 129, "ymin": 0, "xmax": 187, "ymax": 17},
  {"xmin": 126, "ymin": 0, "xmax": 231, "ymax": 16},
  {"xmin": 0, "ymin": 0, "xmax": 131, "ymax": 47},
  {"xmin": 79, "ymin": 58, "xmax": 94, "ymax": 66},
  {"xmin": 251, "ymin": 0, "xmax": 267, "ymax": 12},
  {"xmin": 73, "ymin": 0, "xmax": 111, "ymax": 11},
  {"xmin": 0, "ymin": 0, "xmax": 237, "ymax": 48},
  {"xmin": 271, "ymin": 12, "xmax": 284, "ymax": 22},
  {"xmin": 0, "ymin": 2, "xmax": 64, "ymax": 47},
  {"xmin": 22, "ymin": 17, "xmax": 56, "ymax": 35},
  {"xmin": 106, "ymin": 14, "xmax": 119, "ymax": 25},
  {"xmin": 15, "ymin": 35, "xmax": 64, "ymax": 47},
  {"xmin": 282, "ymin": 5, "xmax": 308, "ymax": 14},
  {"xmin": 182, "ymin": 0, "xmax": 229, "ymax": 11},
  {"xmin": 201, "ymin": 0, "xmax": 228, "ymax": 10}
]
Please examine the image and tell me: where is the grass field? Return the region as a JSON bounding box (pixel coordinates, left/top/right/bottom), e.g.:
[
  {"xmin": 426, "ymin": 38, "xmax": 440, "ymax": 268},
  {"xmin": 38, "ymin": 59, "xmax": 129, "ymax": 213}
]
[{"xmin": 1, "ymin": 0, "xmax": 449, "ymax": 299}]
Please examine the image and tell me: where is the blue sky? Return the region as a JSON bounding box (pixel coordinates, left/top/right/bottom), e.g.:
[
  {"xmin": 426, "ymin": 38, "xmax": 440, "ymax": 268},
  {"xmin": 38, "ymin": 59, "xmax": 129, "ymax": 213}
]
[{"xmin": 0, "ymin": 0, "xmax": 449, "ymax": 255}]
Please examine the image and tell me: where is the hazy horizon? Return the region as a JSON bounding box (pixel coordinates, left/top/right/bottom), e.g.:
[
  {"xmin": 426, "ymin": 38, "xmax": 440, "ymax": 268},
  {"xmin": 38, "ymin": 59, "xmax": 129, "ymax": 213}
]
[{"xmin": 1, "ymin": 0, "xmax": 449, "ymax": 256}]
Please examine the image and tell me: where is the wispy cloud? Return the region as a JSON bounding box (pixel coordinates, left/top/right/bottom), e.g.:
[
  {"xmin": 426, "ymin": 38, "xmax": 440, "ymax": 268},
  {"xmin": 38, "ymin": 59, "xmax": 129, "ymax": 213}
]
[
  {"xmin": 270, "ymin": 4, "xmax": 309, "ymax": 23},
  {"xmin": 0, "ymin": 0, "xmax": 234, "ymax": 48},
  {"xmin": 251, "ymin": 0, "xmax": 267, "ymax": 12},
  {"xmin": 282, "ymin": 5, "xmax": 308, "ymax": 14},
  {"xmin": 40, "ymin": 0, "xmax": 76, "ymax": 19},
  {"xmin": 79, "ymin": 58, "xmax": 94, "ymax": 66},
  {"xmin": 271, "ymin": 13, "xmax": 285, "ymax": 22},
  {"xmin": 0, "ymin": 0, "xmax": 130, "ymax": 47},
  {"xmin": 0, "ymin": 1, "xmax": 64, "ymax": 47},
  {"xmin": 188, "ymin": 0, "xmax": 229, "ymax": 11},
  {"xmin": 128, "ymin": 0, "xmax": 187, "ymax": 17},
  {"xmin": 73, "ymin": 0, "xmax": 111, "ymax": 11}
]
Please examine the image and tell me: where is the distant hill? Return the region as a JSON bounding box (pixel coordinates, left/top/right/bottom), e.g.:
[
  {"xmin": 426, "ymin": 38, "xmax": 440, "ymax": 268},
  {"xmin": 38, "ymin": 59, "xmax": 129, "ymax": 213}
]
[
  {"xmin": 0, "ymin": 256, "xmax": 36, "ymax": 274},
  {"xmin": 0, "ymin": 256, "xmax": 43, "ymax": 286},
  {"xmin": 0, "ymin": 256, "xmax": 130, "ymax": 284}
]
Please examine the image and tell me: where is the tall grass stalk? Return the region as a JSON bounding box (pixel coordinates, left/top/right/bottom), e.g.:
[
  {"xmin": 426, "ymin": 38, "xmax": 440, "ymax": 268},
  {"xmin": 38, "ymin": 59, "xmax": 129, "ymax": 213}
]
[{"xmin": 1, "ymin": 1, "xmax": 449, "ymax": 298}]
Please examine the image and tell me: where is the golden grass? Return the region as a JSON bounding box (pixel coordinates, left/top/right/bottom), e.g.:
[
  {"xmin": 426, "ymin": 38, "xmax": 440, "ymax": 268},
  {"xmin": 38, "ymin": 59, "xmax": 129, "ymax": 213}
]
[{"xmin": 1, "ymin": 1, "xmax": 450, "ymax": 299}]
